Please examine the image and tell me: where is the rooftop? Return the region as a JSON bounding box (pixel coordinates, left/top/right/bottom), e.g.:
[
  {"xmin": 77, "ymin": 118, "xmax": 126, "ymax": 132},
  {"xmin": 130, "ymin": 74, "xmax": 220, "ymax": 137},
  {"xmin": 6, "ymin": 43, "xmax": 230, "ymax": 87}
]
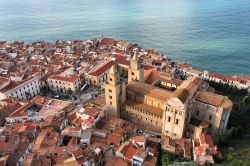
[
  {"xmin": 105, "ymin": 156, "xmax": 128, "ymax": 166},
  {"xmin": 0, "ymin": 75, "xmax": 37, "ymax": 93},
  {"xmin": 195, "ymin": 91, "xmax": 233, "ymax": 109},
  {"xmin": 48, "ymin": 74, "xmax": 80, "ymax": 83},
  {"xmin": 89, "ymin": 60, "xmax": 116, "ymax": 77},
  {"xmin": 127, "ymin": 81, "xmax": 173, "ymax": 101},
  {"xmin": 8, "ymin": 96, "xmax": 72, "ymax": 118}
]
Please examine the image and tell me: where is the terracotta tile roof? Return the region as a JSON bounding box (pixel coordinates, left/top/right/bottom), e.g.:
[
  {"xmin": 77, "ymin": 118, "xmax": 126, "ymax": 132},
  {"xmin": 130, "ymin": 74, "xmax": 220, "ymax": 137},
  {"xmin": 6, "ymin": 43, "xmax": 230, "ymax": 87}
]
[
  {"xmin": 0, "ymin": 75, "xmax": 36, "ymax": 93},
  {"xmin": 9, "ymin": 102, "xmax": 34, "ymax": 117},
  {"xmin": 144, "ymin": 68, "xmax": 160, "ymax": 84},
  {"xmin": 124, "ymin": 146, "xmax": 137, "ymax": 161},
  {"xmin": 76, "ymin": 156, "xmax": 86, "ymax": 165},
  {"xmin": 199, "ymin": 134, "xmax": 213, "ymax": 146},
  {"xmin": 113, "ymin": 128, "xmax": 124, "ymax": 137},
  {"xmin": 70, "ymin": 126, "xmax": 82, "ymax": 132},
  {"xmin": 179, "ymin": 63, "xmax": 191, "ymax": 69},
  {"xmin": 109, "ymin": 117, "xmax": 124, "ymax": 128},
  {"xmin": 31, "ymin": 95, "xmax": 44, "ymax": 105},
  {"xmin": 49, "ymin": 74, "xmax": 80, "ymax": 83},
  {"xmin": 159, "ymin": 76, "xmax": 183, "ymax": 86},
  {"xmin": 6, "ymin": 142, "xmax": 29, "ymax": 166},
  {"xmin": 131, "ymin": 135, "xmax": 146, "ymax": 143},
  {"xmin": 194, "ymin": 146, "xmax": 207, "ymax": 155},
  {"xmin": 127, "ymin": 81, "xmax": 173, "ymax": 101},
  {"xmin": 134, "ymin": 149, "xmax": 147, "ymax": 159},
  {"xmin": 15, "ymin": 123, "xmax": 36, "ymax": 133},
  {"xmin": 49, "ymin": 61, "xmax": 64, "ymax": 67},
  {"xmin": 88, "ymin": 55, "xmax": 157, "ymax": 78},
  {"xmin": 0, "ymin": 142, "xmax": 17, "ymax": 153},
  {"xmin": 173, "ymin": 77, "xmax": 203, "ymax": 103},
  {"xmin": 209, "ymin": 73, "xmax": 248, "ymax": 84},
  {"xmin": 0, "ymin": 102, "xmax": 22, "ymax": 125},
  {"xmin": 90, "ymin": 136, "xmax": 107, "ymax": 144},
  {"xmin": 116, "ymin": 41, "xmax": 131, "ymax": 49},
  {"xmin": 81, "ymin": 106, "xmax": 100, "ymax": 118},
  {"xmin": 89, "ymin": 60, "xmax": 116, "ymax": 77},
  {"xmin": 107, "ymin": 133, "xmax": 123, "ymax": 145},
  {"xmin": 99, "ymin": 38, "xmax": 115, "ymax": 47},
  {"xmin": 195, "ymin": 91, "xmax": 232, "ymax": 108},
  {"xmin": 31, "ymin": 60, "xmax": 45, "ymax": 66},
  {"xmin": 115, "ymin": 49, "xmax": 130, "ymax": 54},
  {"xmin": 72, "ymin": 150, "xmax": 83, "ymax": 159},
  {"xmin": 105, "ymin": 156, "xmax": 128, "ymax": 166},
  {"xmin": 121, "ymin": 121, "xmax": 136, "ymax": 133},
  {"xmin": 143, "ymin": 65, "xmax": 155, "ymax": 70},
  {"xmin": 113, "ymin": 55, "xmax": 130, "ymax": 66},
  {"xmin": 89, "ymin": 96, "xmax": 105, "ymax": 108},
  {"xmin": 174, "ymin": 88, "xmax": 190, "ymax": 103},
  {"xmin": 92, "ymin": 128, "xmax": 109, "ymax": 137},
  {"xmin": 152, "ymin": 59, "xmax": 163, "ymax": 64}
]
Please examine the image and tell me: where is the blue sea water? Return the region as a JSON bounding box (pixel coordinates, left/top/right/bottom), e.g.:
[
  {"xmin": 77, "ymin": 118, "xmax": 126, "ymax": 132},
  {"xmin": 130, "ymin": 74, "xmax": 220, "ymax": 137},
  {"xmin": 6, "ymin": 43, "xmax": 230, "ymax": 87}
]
[{"xmin": 0, "ymin": 0, "xmax": 250, "ymax": 75}]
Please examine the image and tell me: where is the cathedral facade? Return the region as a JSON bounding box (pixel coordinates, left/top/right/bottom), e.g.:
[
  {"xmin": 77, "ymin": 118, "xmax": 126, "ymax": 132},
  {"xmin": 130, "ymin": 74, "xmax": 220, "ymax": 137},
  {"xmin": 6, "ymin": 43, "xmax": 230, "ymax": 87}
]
[{"xmin": 105, "ymin": 54, "xmax": 233, "ymax": 139}]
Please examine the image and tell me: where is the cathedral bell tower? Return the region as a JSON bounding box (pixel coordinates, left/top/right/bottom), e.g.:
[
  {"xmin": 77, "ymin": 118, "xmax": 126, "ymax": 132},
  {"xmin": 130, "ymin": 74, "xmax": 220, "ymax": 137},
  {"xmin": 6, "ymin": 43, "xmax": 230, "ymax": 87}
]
[
  {"xmin": 128, "ymin": 52, "xmax": 144, "ymax": 83},
  {"xmin": 105, "ymin": 65, "xmax": 126, "ymax": 117}
]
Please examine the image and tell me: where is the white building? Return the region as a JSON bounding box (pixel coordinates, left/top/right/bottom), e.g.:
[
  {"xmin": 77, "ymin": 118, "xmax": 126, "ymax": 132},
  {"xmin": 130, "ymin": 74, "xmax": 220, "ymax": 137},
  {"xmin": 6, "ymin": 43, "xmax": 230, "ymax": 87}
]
[
  {"xmin": 116, "ymin": 41, "xmax": 131, "ymax": 50},
  {"xmin": 0, "ymin": 73, "xmax": 40, "ymax": 100}
]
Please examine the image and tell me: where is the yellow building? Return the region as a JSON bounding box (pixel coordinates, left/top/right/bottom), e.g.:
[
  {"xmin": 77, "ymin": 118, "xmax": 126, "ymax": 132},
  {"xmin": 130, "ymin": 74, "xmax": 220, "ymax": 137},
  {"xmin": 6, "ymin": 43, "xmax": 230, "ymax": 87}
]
[
  {"xmin": 105, "ymin": 54, "xmax": 233, "ymax": 139},
  {"xmin": 48, "ymin": 74, "xmax": 81, "ymax": 93}
]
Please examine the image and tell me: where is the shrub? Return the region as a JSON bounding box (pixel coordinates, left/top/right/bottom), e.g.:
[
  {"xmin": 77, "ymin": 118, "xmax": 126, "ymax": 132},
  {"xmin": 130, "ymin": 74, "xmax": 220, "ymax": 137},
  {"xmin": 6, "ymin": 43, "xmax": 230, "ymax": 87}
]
[{"xmin": 213, "ymin": 126, "xmax": 243, "ymax": 147}]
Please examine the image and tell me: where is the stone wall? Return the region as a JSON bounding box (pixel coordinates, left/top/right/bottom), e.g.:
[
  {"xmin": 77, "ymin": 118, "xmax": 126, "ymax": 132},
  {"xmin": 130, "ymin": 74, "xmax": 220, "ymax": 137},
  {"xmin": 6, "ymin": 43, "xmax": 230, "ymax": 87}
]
[{"xmin": 122, "ymin": 105, "xmax": 162, "ymax": 133}]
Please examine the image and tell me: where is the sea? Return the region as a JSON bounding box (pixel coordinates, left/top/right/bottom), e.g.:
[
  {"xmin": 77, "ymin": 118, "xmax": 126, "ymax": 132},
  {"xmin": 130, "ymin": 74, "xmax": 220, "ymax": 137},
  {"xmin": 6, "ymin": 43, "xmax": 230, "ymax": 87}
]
[{"xmin": 1, "ymin": 0, "xmax": 250, "ymax": 75}]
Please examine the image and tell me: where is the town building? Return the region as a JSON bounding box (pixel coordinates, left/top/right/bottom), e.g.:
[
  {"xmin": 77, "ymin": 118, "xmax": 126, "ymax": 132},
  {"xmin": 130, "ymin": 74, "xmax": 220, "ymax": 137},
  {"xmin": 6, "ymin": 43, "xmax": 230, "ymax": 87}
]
[
  {"xmin": 192, "ymin": 134, "xmax": 221, "ymax": 164},
  {"xmin": 116, "ymin": 41, "xmax": 131, "ymax": 50},
  {"xmin": 0, "ymin": 73, "xmax": 41, "ymax": 100},
  {"xmin": 105, "ymin": 54, "xmax": 233, "ymax": 139},
  {"xmin": 5, "ymin": 96, "xmax": 74, "ymax": 124},
  {"xmin": 68, "ymin": 100, "xmax": 105, "ymax": 130},
  {"xmin": 48, "ymin": 74, "xmax": 81, "ymax": 94},
  {"xmin": 178, "ymin": 63, "xmax": 250, "ymax": 91},
  {"xmin": 0, "ymin": 38, "xmax": 243, "ymax": 165}
]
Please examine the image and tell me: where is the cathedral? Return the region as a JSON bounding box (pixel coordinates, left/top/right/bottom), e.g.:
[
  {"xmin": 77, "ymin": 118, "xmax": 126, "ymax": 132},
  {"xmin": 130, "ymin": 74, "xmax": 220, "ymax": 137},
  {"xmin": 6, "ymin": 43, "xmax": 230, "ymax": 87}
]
[{"xmin": 104, "ymin": 54, "xmax": 233, "ymax": 139}]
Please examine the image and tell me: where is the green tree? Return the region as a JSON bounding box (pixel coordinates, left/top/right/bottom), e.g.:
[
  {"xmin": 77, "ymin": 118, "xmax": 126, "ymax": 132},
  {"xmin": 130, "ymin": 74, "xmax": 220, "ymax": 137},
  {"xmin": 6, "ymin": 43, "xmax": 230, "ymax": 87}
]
[{"xmin": 161, "ymin": 151, "xmax": 179, "ymax": 166}]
